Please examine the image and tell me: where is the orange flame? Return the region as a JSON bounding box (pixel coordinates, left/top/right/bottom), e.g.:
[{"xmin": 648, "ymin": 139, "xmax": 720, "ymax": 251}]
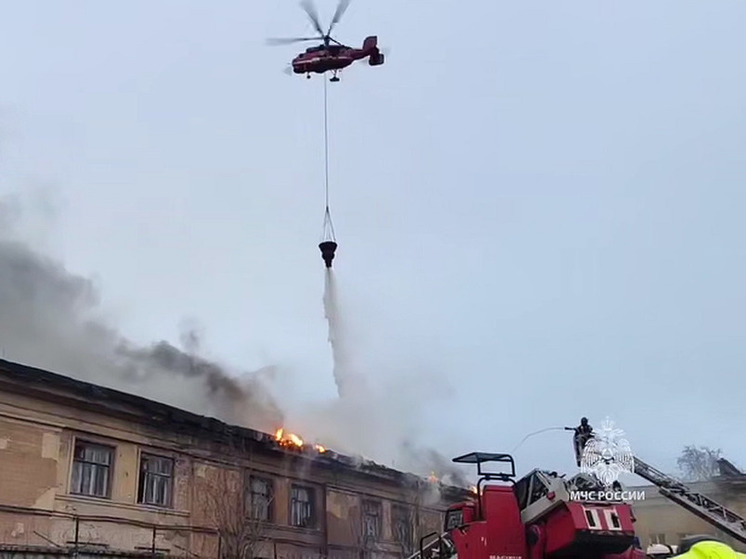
[
  {"xmin": 428, "ymin": 472, "xmax": 439, "ymax": 483},
  {"xmin": 470, "ymin": 485, "xmax": 478, "ymax": 494},
  {"xmin": 275, "ymin": 428, "xmax": 303, "ymax": 448},
  {"xmin": 274, "ymin": 428, "xmax": 327, "ymax": 453}
]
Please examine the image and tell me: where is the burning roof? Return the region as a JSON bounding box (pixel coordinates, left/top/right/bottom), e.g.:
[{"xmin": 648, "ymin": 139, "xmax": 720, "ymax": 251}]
[
  {"xmin": 0, "ymin": 358, "xmax": 471, "ymax": 499},
  {"xmin": 274, "ymin": 427, "xmax": 327, "ymax": 454}
]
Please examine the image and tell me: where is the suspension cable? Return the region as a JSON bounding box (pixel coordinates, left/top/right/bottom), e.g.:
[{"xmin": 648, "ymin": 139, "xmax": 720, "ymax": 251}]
[
  {"xmin": 321, "ymin": 77, "xmax": 336, "ymax": 241},
  {"xmin": 324, "ymin": 77, "xmax": 330, "ymax": 210}
]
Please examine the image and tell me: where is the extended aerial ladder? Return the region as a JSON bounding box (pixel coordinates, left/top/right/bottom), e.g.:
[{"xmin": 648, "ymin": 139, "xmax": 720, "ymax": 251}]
[{"xmin": 632, "ymin": 456, "xmax": 746, "ymax": 546}]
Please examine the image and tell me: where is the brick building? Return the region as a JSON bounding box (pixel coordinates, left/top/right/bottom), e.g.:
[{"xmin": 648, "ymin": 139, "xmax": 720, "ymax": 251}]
[
  {"xmin": 628, "ymin": 461, "xmax": 746, "ymax": 552},
  {"xmin": 0, "ymin": 359, "xmax": 470, "ymax": 559}
]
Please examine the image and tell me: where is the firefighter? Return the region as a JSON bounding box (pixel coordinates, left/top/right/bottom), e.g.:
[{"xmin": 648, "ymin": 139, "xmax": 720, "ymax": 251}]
[
  {"xmin": 575, "ymin": 417, "xmax": 593, "ymax": 465},
  {"xmin": 647, "ymin": 543, "xmax": 676, "ymax": 558},
  {"xmin": 577, "ymin": 417, "xmax": 593, "ymax": 441},
  {"xmin": 566, "ymin": 417, "xmax": 594, "ymax": 466},
  {"xmin": 674, "ymin": 536, "xmax": 746, "ymax": 559}
]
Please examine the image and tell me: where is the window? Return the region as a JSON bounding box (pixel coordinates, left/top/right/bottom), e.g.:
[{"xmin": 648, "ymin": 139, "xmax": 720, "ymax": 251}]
[
  {"xmin": 444, "ymin": 508, "xmax": 464, "ymax": 531},
  {"xmin": 290, "ymin": 485, "xmax": 315, "ymax": 528},
  {"xmin": 247, "ymin": 476, "xmax": 274, "ymax": 521},
  {"xmin": 70, "ymin": 440, "xmax": 114, "ymax": 498},
  {"xmin": 362, "ymin": 500, "xmax": 382, "ymax": 540},
  {"xmin": 392, "ymin": 505, "xmax": 413, "ymax": 552},
  {"xmin": 138, "ymin": 453, "xmax": 174, "ymax": 507},
  {"xmin": 513, "ymin": 477, "xmax": 530, "ymax": 510}
]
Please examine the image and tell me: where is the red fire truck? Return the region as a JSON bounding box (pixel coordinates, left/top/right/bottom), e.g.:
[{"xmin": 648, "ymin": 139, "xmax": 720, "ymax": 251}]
[{"xmin": 414, "ymin": 451, "xmax": 746, "ymax": 559}]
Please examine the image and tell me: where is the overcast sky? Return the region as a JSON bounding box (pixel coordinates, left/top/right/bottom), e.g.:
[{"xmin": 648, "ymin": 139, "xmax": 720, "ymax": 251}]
[{"xmin": 1, "ymin": 0, "xmax": 745, "ymax": 481}]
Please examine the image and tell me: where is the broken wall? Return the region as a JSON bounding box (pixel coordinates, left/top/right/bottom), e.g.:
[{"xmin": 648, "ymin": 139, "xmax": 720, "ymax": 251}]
[{"xmin": 0, "ymin": 416, "xmax": 60, "ymax": 509}]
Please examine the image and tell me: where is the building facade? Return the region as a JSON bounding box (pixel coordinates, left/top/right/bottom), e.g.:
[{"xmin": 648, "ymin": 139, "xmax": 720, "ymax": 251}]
[
  {"xmin": 628, "ymin": 467, "xmax": 746, "ymax": 552},
  {"xmin": 0, "ymin": 359, "xmax": 469, "ymax": 559}
]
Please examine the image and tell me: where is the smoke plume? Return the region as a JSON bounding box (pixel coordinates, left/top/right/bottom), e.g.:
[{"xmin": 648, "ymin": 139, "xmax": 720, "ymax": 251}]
[
  {"xmin": 0, "ymin": 194, "xmax": 283, "ymax": 433},
  {"xmin": 0, "ymin": 192, "xmax": 467, "ymax": 487}
]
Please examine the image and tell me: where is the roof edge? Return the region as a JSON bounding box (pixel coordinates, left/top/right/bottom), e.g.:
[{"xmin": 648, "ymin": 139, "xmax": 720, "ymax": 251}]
[{"xmin": 0, "ymin": 359, "xmax": 470, "ymax": 496}]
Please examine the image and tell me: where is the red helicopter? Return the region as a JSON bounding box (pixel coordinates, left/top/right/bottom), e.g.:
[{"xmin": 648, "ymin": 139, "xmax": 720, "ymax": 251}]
[{"xmin": 268, "ymin": 0, "xmax": 385, "ymax": 82}]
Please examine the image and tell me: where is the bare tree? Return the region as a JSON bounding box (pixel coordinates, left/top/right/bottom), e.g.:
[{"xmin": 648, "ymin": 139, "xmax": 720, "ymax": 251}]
[
  {"xmin": 348, "ymin": 503, "xmax": 369, "ymax": 559},
  {"xmin": 391, "ymin": 503, "xmax": 417, "ymax": 559},
  {"xmin": 677, "ymin": 445, "xmax": 723, "ymax": 481},
  {"xmin": 392, "ymin": 486, "xmax": 445, "ymax": 559},
  {"xmin": 199, "ymin": 466, "xmax": 274, "ymax": 559},
  {"xmin": 346, "ymin": 499, "xmax": 390, "ymax": 559}
]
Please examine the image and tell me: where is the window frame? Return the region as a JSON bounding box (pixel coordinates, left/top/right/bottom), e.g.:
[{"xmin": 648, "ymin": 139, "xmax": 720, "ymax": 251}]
[
  {"xmin": 361, "ymin": 499, "xmax": 383, "ymax": 541},
  {"xmin": 69, "ymin": 439, "xmax": 115, "ymax": 499},
  {"xmin": 392, "ymin": 504, "xmax": 414, "ymax": 551},
  {"xmin": 289, "ymin": 484, "xmax": 316, "ymax": 529},
  {"xmin": 246, "ymin": 475, "xmax": 274, "ymax": 522},
  {"xmin": 137, "ymin": 451, "xmax": 175, "ymax": 508},
  {"xmin": 444, "ymin": 508, "xmax": 464, "ymax": 531}
]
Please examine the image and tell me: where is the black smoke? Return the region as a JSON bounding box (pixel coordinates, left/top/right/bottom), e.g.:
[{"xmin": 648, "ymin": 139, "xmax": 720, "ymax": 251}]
[{"xmin": 0, "ymin": 196, "xmax": 283, "ymax": 432}]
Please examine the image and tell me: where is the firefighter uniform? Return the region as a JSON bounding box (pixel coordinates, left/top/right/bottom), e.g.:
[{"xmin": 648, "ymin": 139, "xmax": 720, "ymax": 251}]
[{"xmin": 675, "ymin": 539, "xmax": 746, "ymax": 559}]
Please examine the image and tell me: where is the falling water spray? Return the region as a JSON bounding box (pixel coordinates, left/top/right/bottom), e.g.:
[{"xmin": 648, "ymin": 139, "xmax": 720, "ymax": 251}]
[{"xmin": 323, "ymin": 267, "xmax": 352, "ymax": 398}]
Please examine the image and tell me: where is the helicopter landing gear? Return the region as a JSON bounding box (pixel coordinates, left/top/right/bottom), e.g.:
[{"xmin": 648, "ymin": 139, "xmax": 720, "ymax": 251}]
[
  {"xmin": 330, "ymin": 70, "xmax": 340, "ymax": 82},
  {"xmin": 306, "ymin": 73, "xmax": 311, "ymax": 79}
]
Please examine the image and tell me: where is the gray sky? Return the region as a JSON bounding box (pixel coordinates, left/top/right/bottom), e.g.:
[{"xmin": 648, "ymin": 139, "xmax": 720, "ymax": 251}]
[{"xmin": 1, "ymin": 0, "xmax": 745, "ymax": 481}]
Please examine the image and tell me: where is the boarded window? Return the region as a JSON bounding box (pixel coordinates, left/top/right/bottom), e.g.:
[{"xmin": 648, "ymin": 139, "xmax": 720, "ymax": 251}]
[
  {"xmin": 290, "ymin": 485, "xmax": 315, "ymax": 528},
  {"xmin": 70, "ymin": 441, "xmax": 114, "ymax": 498},
  {"xmin": 138, "ymin": 453, "xmax": 174, "ymax": 507}
]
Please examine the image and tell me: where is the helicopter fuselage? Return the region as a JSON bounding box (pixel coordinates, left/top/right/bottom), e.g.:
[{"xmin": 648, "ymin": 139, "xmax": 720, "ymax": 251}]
[{"xmin": 291, "ymin": 36, "xmax": 383, "ymax": 75}]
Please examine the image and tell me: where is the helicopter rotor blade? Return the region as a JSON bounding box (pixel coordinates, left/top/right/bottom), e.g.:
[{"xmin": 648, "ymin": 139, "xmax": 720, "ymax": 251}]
[
  {"xmin": 266, "ymin": 36, "xmax": 320, "ymax": 45},
  {"xmin": 327, "ymin": 0, "xmax": 352, "ymax": 36},
  {"xmin": 300, "ymin": 0, "xmax": 325, "ymax": 37}
]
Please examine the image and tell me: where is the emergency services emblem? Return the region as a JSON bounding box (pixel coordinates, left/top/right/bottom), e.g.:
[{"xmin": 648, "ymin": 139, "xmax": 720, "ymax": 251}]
[{"xmin": 580, "ymin": 418, "xmax": 634, "ymax": 486}]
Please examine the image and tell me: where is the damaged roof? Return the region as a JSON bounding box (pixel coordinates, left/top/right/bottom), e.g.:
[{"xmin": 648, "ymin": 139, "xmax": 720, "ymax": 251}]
[
  {"xmin": 0, "ymin": 358, "xmax": 471, "ymax": 501},
  {"xmin": 717, "ymin": 458, "xmax": 746, "ymax": 479}
]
